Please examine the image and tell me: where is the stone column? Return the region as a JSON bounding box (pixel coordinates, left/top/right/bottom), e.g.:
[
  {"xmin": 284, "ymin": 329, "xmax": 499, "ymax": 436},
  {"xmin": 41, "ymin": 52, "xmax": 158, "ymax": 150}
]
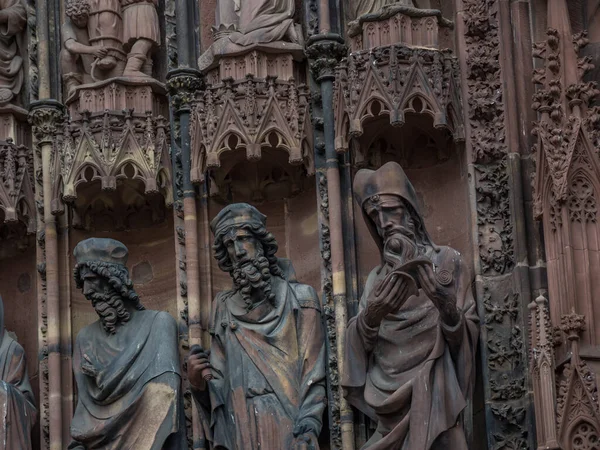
[
  {"xmin": 307, "ymin": 34, "xmax": 355, "ymax": 450},
  {"xmin": 28, "ymin": 100, "xmax": 65, "ymax": 450}
]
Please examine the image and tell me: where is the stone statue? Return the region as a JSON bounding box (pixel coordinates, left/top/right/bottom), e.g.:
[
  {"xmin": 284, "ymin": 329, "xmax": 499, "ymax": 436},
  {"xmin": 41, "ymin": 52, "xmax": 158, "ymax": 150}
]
[
  {"xmin": 187, "ymin": 203, "xmax": 326, "ymax": 450},
  {"xmin": 198, "ymin": 0, "xmax": 303, "ymax": 71},
  {"xmin": 87, "ymin": 0, "xmax": 124, "ymax": 72},
  {"xmin": 228, "ymin": 0, "xmax": 301, "ymax": 46},
  {"xmin": 61, "ymin": 0, "xmax": 108, "ymax": 93},
  {"xmin": 351, "ymin": 0, "xmax": 414, "ymax": 18},
  {"xmin": 0, "ymin": 0, "xmax": 26, "ymax": 103},
  {"xmin": 0, "ymin": 295, "xmax": 37, "ymax": 450},
  {"xmin": 342, "ymin": 162, "xmax": 479, "ymax": 450},
  {"xmin": 68, "ymin": 238, "xmax": 186, "ymax": 450},
  {"xmin": 121, "ymin": 0, "xmax": 160, "ymax": 77}
]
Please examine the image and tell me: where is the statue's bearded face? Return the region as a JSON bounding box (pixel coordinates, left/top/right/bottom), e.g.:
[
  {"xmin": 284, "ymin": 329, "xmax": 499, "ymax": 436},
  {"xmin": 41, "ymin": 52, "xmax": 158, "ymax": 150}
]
[
  {"xmin": 365, "ymin": 194, "xmax": 420, "ymax": 267},
  {"xmin": 224, "ymin": 228, "xmax": 274, "ymax": 309},
  {"xmin": 79, "ymin": 266, "xmax": 130, "ymax": 334}
]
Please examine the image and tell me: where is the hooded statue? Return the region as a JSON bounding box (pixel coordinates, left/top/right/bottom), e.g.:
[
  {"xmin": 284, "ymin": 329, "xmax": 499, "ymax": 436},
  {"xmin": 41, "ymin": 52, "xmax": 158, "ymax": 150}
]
[
  {"xmin": 342, "ymin": 162, "xmax": 479, "ymax": 450},
  {"xmin": 187, "ymin": 203, "xmax": 327, "ymax": 450},
  {"xmin": 68, "ymin": 238, "xmax": 185, "ymax": 450},
  {"xmin": 0, "ymin": 295, "xmax": 37, "ymax": 450}
]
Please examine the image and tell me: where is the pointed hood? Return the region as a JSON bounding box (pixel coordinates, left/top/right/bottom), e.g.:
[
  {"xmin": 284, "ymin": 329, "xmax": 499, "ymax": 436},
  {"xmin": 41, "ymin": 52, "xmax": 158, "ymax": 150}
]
[{"xmin": 353, "ymin": 162, "xmax": 435, "ymax": 259}]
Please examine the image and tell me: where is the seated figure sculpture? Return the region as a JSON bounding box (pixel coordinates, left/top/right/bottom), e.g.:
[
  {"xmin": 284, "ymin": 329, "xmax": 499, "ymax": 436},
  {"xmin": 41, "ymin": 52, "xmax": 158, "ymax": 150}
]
[
  {"xmin": 199, "ymin": 0, "xmax": 303, "ymax": 71},
  {"xmin": 187, "ymin": 203, "xmax": 327, "ymax": 450},
  {"xmin": 0, "ymin": 295, "xmax": 37, "ymax": 450},
  {"xmin": 0, "ymin": 0, "xmax": 26, "ymax": 103},
  {"xmin": 68, "ymin": 238, "xmax": 186, "ymax": 450},
  {"xmin": 342, "ymin": 162, "xmax": 479, "ymax": 450}
]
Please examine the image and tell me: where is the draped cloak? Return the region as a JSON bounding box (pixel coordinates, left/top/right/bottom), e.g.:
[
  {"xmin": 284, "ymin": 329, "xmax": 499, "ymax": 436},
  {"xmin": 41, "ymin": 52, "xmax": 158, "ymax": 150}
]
[
  {"xmin": 0, "ymin": 0, "xmax": 26, "ymax": 98},
  {"xmin": 196, "ymin": 261, "xmax": 327, "ymax": 450},
  {"xmin": 0, "ymin": 297, "xmax": 36, "ymax": 450},
  {"xmin": 229, "ymin": 0, "xmax": 297, "ymax": 46},
  {"xmin": 342, "ymin": 246, "xmax": 479, "ymax": 450},
  {"xmin": 69, "ymin": 310, "xmax": 186, "ymax": 450}
]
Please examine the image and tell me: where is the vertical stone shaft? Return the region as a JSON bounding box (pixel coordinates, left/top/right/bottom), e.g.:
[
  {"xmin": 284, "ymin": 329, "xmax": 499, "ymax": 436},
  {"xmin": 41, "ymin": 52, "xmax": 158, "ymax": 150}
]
[
  {"xmin": 33, "ymin": 0, "xmax": 63, "ymax": 441},
  {"xmin": 41, "ymin": 138, "xmax": 62, "ymax": 450},
  {"xmin": 321, "ymin": 68, "xmax": 355, "ymax": 450}
]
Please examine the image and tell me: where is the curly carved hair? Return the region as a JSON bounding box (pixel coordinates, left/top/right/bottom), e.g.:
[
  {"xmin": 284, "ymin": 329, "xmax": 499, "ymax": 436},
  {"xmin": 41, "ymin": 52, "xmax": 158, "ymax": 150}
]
[
  {"xmin": 213, "ymin": 222, "xmax": 283, "ymax": 279},
  {"xmin": 65, "ymin": 0, "xmax": 91, "ymax": 18},
  {"xmin": 74, "ymin": 260, "xmax": 145, "ymax": 311}
]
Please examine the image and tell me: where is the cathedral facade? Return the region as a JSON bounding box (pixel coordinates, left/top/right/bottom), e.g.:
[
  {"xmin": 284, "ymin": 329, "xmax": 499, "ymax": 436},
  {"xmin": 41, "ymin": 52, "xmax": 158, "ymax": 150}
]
[{"xmin": 0, "ymin": 0, "xmax": 598, "ymax": 449}]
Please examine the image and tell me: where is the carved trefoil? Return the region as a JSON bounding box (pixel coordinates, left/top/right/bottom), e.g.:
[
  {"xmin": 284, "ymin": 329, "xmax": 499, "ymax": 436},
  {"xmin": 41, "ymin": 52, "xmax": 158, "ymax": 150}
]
[{"xmin": 333, "ymin": 45, "xmax": 464, "ymax": 164}]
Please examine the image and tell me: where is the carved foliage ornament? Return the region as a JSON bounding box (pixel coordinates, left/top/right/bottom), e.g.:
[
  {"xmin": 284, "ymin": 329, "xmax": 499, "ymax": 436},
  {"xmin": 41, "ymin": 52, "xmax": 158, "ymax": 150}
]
[
  {"xmin": 190, "ymin": 76, "xmax": 313, "ymax": 183},
  {"xmin": 333, "ymin": 44, "xmax": 464, "ymax": 158},
  {"xmin": 463, "ymin": 0, "xmax": 506, "ymax": 164}
]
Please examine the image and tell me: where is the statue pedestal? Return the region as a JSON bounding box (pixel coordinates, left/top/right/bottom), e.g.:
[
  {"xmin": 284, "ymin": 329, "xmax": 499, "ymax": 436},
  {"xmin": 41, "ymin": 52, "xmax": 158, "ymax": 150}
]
[
  {"xmin": 55, "ymin": 77, "xmax": 172, "ymax": 230},
  {"xmin": 206, "ymin": 51, "xmax": 297, "ymax": 84},
  {"xmin": 199, "ymin": 38, "xmax": 304, "ymax": 81},
  {"xmin": 347, "ymin": 6, "xmax": 453, "ymax": 52},
  {"xmin": 0, "ymin": 104, "xmax": 29, "ymax": 146},
  {"xmin": 65, "ymin": 77, "xmax": 169, "ymax": 119}
]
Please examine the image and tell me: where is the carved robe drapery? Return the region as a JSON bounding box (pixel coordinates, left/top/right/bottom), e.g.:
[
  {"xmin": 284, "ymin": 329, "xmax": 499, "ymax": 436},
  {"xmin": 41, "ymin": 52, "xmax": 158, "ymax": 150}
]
[
  {"xmin": 343, "ymin": 247, "xmax": 479, "ymax": 450},
  {"xmin": 0, "ymin": 0, "xmax": 26, "ymax": 101},
  {"xmin": 0, "ymin": 298, "xmax": 36, "ymax": 450},
  {"xmin": 197, "ymin": 266, "xmax": 327, "ymax": 450},
  {"xmin": 69, "ymin": 310, "xmax": 186, "ymax": 450},
  {"xmin": 349, "ymin": 0, "xmax": 416, "ymax": 19},
  {"xmin": 229, "ymin": 0, "xmax": 297, "ymax": 46}
]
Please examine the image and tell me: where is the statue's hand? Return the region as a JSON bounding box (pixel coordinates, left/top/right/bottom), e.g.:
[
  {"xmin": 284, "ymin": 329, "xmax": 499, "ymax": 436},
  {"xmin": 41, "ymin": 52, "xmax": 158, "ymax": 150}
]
[
  {"xmin": 416, "ymin": 264, "xmax": 460, "ymax": 325},
  {"xmin": 92, "ymin": 47, "xmax": 109, "ymax": 59},
  {"xmin": 187, "ymin": 346, "xmax": 211, "ymax": 391},
  {"xmin": 363, "ymin": 274, "xmax": 410, "ymax": 328},
  {"xmin": 81, "ymin": 354, "xmax": 97, "ymax": 378},
  {"xmin": 292, "ymin": 422, "xmax": 318, "ymax": 450}
]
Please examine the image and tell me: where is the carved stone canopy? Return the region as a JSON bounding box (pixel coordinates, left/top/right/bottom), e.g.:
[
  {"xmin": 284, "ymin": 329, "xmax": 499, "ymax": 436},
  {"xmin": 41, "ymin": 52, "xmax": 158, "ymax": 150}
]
[
  {"xmin": 334, "ymin": 44, "xmax": 464, "ymax": 155},
  {"xmin": 47, "ymin": 77, "xmax": 172, "ymax": 228},
  {"xmin": 52, "ymin": 109, "xmax": 172, "ymax": 220},
  {"xmin": 190, "ymin": 75, "xmax": 314, "ymax": 187},
  {"xmin": 0, "ymin": 139, "xmax": 34, "ymax": 236}
]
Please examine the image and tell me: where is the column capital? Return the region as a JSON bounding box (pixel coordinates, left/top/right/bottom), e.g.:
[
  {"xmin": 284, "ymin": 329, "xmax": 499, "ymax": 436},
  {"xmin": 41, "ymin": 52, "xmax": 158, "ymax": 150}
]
[
  {"xmin": 167, "ymin": 68, "xmax": 204, "ymax": 114},
  {"xmin": 28, "ymin": 100, "xmax": 65, "ymax": 146},
  {"xmin": 306, "ymin": 34, "xmax": 347, "ymax": 82}
]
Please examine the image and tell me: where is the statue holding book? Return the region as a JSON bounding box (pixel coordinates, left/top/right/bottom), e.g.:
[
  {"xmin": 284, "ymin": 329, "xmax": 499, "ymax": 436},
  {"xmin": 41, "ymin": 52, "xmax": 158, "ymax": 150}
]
[{"xmin": 342, "ymin": 162, "xmax": 479, "ymax": 450}]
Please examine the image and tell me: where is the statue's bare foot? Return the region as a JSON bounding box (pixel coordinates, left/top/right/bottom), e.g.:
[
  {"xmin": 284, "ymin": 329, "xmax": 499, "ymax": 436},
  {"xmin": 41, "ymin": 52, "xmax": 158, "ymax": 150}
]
[{"xmin": 0, "ymin": 88, "xmax": 14, "ymax": 103}]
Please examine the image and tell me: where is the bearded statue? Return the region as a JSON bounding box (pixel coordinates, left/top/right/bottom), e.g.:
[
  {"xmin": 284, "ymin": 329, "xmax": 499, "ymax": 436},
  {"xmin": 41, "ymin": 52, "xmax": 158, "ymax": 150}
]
[
  {"xmin": 187, "ymin": 203, "xmax": 327, "ymax": 450},
  {"xmin": 68, "ymin": 238, "xmax": 186, "ymax": 450},
  {"xmin": 342, "ymin": 162, "xmax": 479, "ymax": 450}
]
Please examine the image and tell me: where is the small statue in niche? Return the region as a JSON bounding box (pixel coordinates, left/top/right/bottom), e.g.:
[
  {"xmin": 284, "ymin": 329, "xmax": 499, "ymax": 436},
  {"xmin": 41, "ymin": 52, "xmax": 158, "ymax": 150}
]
[
  {"xmin": 0, "ymin": 295, "xmax": 37, "ymax": 450},
  {"xmin": 121, "ymin": 0, "xmax": 160, "ymax": 77},
  {"xmin": 187, "ymin": 203, "xmax": 326, "ymax": 450},
  {"xmin": 0, "ymin": 0, "xmax": 26, "ymax": 103},
  {"xmin": 68, "ymin": 238, "xmax": 186, "ymax": 450},
  {"xmin": 61, "ymin": 0, "xmax": 110, "ymax": 93},
  {"xmin": 342, "ymin": 162, "xmax": 479, "ymax": 450}
]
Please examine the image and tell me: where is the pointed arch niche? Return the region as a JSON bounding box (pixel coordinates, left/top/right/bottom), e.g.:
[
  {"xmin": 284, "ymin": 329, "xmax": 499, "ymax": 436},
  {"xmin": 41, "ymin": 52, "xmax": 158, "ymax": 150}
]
[{"xmin": 348, "ymin": 110, "xmax": 474, "ymax": 288}]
